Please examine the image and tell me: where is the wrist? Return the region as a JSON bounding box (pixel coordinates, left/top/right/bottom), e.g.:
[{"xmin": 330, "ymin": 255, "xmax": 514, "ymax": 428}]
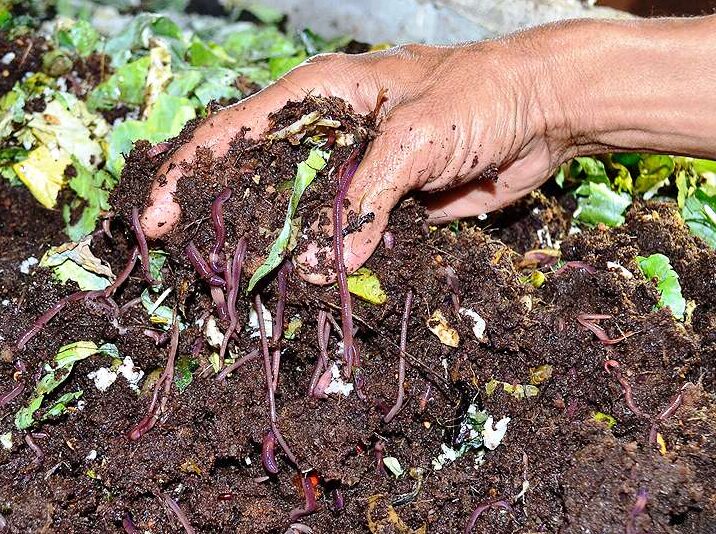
[{"xmin": 536, "ymin": 16, "xmax": 716, "ymax": 160}]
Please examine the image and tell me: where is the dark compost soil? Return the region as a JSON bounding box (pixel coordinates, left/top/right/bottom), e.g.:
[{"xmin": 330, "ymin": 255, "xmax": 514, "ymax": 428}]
[{"xmin": 0, "ymin": 95, "xmax": 715, "ymax": 534}]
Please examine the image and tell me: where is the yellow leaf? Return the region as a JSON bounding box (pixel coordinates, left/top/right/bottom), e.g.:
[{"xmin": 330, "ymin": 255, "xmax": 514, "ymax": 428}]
[
  {"xmin": 427, "ymin": 309, "xmax": 459, "ymax": 347},
  {"xmin": 13, "ymin": 145, "xmax": 70, "ymax": 208},
  {"xmin": 656, "ymin": 433, "xmax": 667, "ymax": 455},
  {"xmin": 347, "ymin": 267, "xmax": 387, "ymax": 305}
]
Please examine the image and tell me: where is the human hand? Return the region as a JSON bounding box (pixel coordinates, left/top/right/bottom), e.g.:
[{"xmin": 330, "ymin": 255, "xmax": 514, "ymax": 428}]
[{"xmin": 140, "ymin": 30, "xmax": 574, "ymax": 283}]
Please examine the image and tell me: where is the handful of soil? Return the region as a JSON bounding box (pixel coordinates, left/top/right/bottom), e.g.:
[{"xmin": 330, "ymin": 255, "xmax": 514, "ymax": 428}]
[{"xmin": 113, "ymin": 95, "xmax": 378, "ymax": 286}]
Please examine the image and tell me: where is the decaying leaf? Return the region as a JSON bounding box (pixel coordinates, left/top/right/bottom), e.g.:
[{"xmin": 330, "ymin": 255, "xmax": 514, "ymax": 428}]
[
  {"xmin": 40, "ymin": 237, "xmax": 115, "ymax": 290},
  {"xmin": 367, "ymin": 494, "xmax": 426, "ymax": 534},
  {"xmin": 427, "ymin": 309, "xmax": 459, "ymax": 347}
]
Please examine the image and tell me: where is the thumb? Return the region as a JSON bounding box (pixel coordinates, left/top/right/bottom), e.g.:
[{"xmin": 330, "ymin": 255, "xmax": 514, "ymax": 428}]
[{"xmin": 295, "ymin": 109, "xmax": 432, "ymax": 284}]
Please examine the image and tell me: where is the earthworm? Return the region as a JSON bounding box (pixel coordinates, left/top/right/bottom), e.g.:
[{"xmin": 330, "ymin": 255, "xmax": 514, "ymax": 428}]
[
  {"xmin": 215, "ymin": 349, "xmax": 260, "ymax": 382},
  {"xmin": 185, "ymin": 241, "xmax": 226, "ymax": 287},
  {"xmin": 333, "ymin": 144, "xmax": 363, "ymax": 378},
  {"xmin": 209, "ymin": 187, "xmax": 232, "ymax": 273},
  {"xmin": 625, "ymin": 488, "xmax": 648, "ymax": 534},
  {"xmin": 604, "ymin": 360, "xmax": 644, "ymax": 417},
  {"xmin": 160, "ymin": 492, "xmax": 195, "ymax": 534},
  {"xmin": 122, "ymin": 513, "xmax": 140, "ymax": 534},
  {"xmin": 128, "ymin": 323, "xmax": 179, "ymax": 440},
  {"xmin": 289, "ymin": 476, "xmax": 318, "ymax": 521},
  {"xmin": 0, "ymin": 382, "xmax": 24, "ymax": 407},
  {"xmin": 308, "ymin": 311, "xmax": 331, "ymax": 397},
  {"xmin": 131, "ymin": 207, "xmax": 159, "ymax": 285},
  {"xmin": 577, "ymin": 314, "xmax": 634, "ymax": 345},
  {"xmin": 383, "ymin": 231, "xmax": 395, "ymax": 250},
  {"xmin": 16, "ymin": 290, "xmax": 103, "ymax": 350},
  {"xmin": 104, "ymin": 247, "xmax": 139, "ymax": 297},
  {"xmin": 218, "ymin": 237, "xmax": 247, "ymax": 364},
  {"xmin": 649, "ymin": 392, "xmax": 684, "ymax": 444},
  {"xmin": 271, "ymin": 262, "xmax": 292, "ymax": 392},
  {"xmin": 255, "ymin": 295, "xmax": 298, "ymax": 467},
  {"xmin": 261, "ymin": 430, "xmax": 279, "ymax": 474},
  {"xmin": 147, "ymin": 141, "xmax": 172, "ymax": 159},
  {"xmin": 465, "ymin": 499, "xmax": 514, "ymax": 534},
  {"xmin": 24, "ymin": 433, "xmax": 44, "ymax": 468},
  {"xmin": 384, "ymin": 289, "xmax": 414, "ymax": 423}
]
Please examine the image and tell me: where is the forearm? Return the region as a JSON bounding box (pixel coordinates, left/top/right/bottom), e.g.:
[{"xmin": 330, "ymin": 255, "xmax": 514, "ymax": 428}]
[{"xmin": 537, "ymin": 15, "xmax": 716, "ymax": 161}]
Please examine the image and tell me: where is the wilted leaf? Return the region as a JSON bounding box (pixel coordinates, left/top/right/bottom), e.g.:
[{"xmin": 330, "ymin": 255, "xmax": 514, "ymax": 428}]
[
  {"xmin": 40, "ymin": 237, "xmax": 115, "ymax": 290},
  {"xmin": 13, "ymin": 145, "xmax": 70, "ymax": 208},
  {"xmin": 427, "ymin": 309, "xmax": 459, "ymax": 347}
]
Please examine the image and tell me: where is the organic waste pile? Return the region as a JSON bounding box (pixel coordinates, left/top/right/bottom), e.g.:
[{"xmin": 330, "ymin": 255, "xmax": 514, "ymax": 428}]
[{"xmin": 1, "ymin": 2, "xmax": 716, "ymax": 534}]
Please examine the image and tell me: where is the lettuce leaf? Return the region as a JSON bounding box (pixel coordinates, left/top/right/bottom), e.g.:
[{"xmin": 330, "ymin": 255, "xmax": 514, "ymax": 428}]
[
  {"xmin": 15, "ymin": 341, "xmax": 106, "ymax": 430},
  {"xmin": 106, "ymin": 93, "xmax": 195, "ymax": 176},
  {"xmin": 247, "ymin": 147, "xmax": 329, "ymax": 291},
  {"xmin": 574, "ymin": 181, "xmax": 632, "ymax": 227},
  {"xmin": 682, "ymin": 189, "xmax": 716, "ymax": 249},
  {"xmin": 636, "ymin": 253, "xmax": 686, "ymax": 320},
  {"xmin": 347, "ymin": 267, "xmax": 387, "ymax": 305}
]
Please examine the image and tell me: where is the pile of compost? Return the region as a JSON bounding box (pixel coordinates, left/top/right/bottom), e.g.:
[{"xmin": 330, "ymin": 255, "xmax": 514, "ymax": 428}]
[{"xmin": 1, "ymin": 90, "xmax": 715, "ymax": 534}]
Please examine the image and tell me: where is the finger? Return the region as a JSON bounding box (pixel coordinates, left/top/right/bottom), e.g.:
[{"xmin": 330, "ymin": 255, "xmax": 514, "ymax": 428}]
[{"xmin": 295, "ymin": 108, "xmax": 436, "ymax": 284}]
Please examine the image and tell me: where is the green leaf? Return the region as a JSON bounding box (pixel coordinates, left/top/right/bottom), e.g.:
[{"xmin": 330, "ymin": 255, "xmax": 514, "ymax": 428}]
[
  {"xmin": 574, "ymin": 181, "xmax": 631, "ymax": 227},
  {"xmin": 636, "ymin": 253, "xmax": 686, "ymax": 320},
  {"xmin": 186, "ymin": 38, "xmax": 233, "ymax": 67},
  {"xmin": 40, "ymin": 237, "xmax": 114, "ymax": 290},
  {"xmin": 247, "ymin": 148, "xmax": 329, "ymax": 291},
  {"xmin": 592, "ymin": 411, "xmax": 617, "ymax": 429},
  {"xmin": 175, "ymin": 357, "xmax": 198, "ymax": 392},
  {"xmin": 268, "ymin": 53, "xmax": 306, "ymax": 79},
  {"xmin": 44, "ymin": 391, "xmax": 83, "ymax": 420},
  {"xmin": 347, "ymin": 268, "xmax": 387, "ymax": 304},
  {"xmin": 149, "ymin": 250, "xmax": 168, "ymax": 286},
  {"xmin": 572, "ymin": 157, "xmax": 610, "ymax": 185},
  {"xmin": 87, "ymin": 56, "xmax": 151, "ymax": 111},
  {"xmin": 106, "ymin": 94, "xmax": 196, "ymax": 176},
  {"xmin": 15, "ymin": 396, "xmax": 43, "ymax": 431},
  {"xmin": 682, "ymin": 189, "xmax": 716, "ymax": 249},
  {"xmin": 16, "ymin": 341, "xmax": 99, "ymax": 430},
  {"xmin": 635, "ymin": 155, "xmax": 674, "ymax": 199},
  {"xmin": 57, "ymin": 20, "xmax": 99, "ymax": 57}
]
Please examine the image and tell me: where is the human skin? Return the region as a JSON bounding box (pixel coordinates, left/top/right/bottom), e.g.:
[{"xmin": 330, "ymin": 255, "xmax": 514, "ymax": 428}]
[{"xmin": 141, "ymin": 15, "xmax": 716, "ymax": 284}]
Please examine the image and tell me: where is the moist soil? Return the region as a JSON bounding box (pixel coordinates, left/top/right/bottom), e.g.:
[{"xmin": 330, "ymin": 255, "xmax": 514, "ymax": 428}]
[{"xmin": 1, "ymin": 96, "xmax": 715, "ymax": 534}]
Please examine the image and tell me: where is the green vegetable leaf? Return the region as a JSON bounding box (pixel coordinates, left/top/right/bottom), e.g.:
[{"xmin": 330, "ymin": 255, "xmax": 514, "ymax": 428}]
[
  {"xmin": 682, "ymin": 189, "xmax": 716, "ymax": 249},
  {"xmin": 175, "ymin": 357, "xmax": 198, "ymax": 392},
  {"xmin": 247, "ymin": 147, "xmax": 329, "ymax": 291},
  {"xmin": 574, "ymin": 181, "xmax": 632, "ymax": 227},
  {"xmin": 44, "ymin": 391, "xmax": 83, "ymax": 420},
  {"xmin": 572, "ymin": 157, "xmax": 610, "ymax": 185},
  {"xmin": 56, "ymin": 19, "xmax": 99, "ymax": 57},
  {"xmin": 106, "ymin": 93, "xmax": 195, "ymax": 176},
  {"xmin": 16, "ymin": 341, "xmax": 100, "ymax": 430},
  {"xmin": 87, "ymin": 56, "xmax": 151, "ymax": 111},
  {"xmin": 149, "ymin": 249, "xmax": 168, "ymax": 286},
  {"xmin": 347, "ymin": 267, "xmax": 387, "ymax": 304},
  {"xmin": 635, "ymin": 155, "xmax": 674, "ymax": 199},
  {"xmin": 592, "ymin": 411, "xmax": 617, "ymax": 429},
  {"xmin": 636, "ymin": 253, "xmax": 686, "ymax": 320}
]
